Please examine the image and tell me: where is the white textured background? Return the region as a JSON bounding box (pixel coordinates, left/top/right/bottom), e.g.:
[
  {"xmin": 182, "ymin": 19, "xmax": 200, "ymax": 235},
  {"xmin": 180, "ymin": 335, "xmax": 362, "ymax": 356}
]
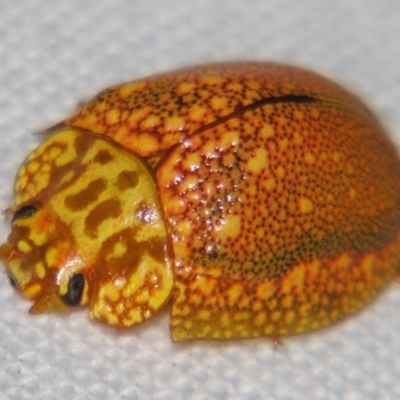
[{"xmin": 1, "ymin": 1, "xmax": 400, "ymax": 399}]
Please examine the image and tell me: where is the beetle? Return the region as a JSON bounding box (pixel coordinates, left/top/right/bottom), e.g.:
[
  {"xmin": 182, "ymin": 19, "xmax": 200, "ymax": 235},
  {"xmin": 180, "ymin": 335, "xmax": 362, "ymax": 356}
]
[{"xmin": 1, "ymin": 62, "xmax": 400, "ymax": 342}]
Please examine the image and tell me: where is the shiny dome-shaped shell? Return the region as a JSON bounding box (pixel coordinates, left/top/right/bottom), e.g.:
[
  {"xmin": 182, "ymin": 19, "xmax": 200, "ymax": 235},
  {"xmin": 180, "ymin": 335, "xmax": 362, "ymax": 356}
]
[{"xmin": 3, "ymin": 62, "xmax": 400, "ymax": 341}]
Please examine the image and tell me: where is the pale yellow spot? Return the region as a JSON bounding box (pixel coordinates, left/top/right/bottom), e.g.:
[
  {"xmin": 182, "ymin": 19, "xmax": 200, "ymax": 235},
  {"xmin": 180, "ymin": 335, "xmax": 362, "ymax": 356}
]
[
  {"xmin": 220, "ymin": 214, "xmax": 241, "ymax": 239},
  {"xmin": 182, "ymin": 151, "xmax": 202, "ymax": 172},
  {"xmin": 219, "ymin": 130, "xmax": 239, "ymax": 150},
  {"xmin": 200, "ymin": 325, "xmax": 213, "ymax": 337},
  {"xmin": 135, "ymin": 133, "xmax": 159, "ymax": 155},
  {"xmin": 361, "ymin": 253, "xmax": 376, "ymax": 280},
  {"xmin": 177, "ymin": 82, "xmax": 195, "ymax": 94},
  {"xmin": 263, "ymin": 177, "xmax": 276, "ymax": 191},
  {"xmin": 284, "ymin": 310, "xmax": 295, "ymax": 325},
  {"xmin": 260, "ymin": 124, "xmax": 275, "ymax": 139},
  {"xmin": 127, "ymin": 106, "xmax": 152, "ymax": 126},
  {"xmin": 276, "ymin": 166, "xmax": 285, "ymax": 179},
  {"xmin": 175, "ymin": 219, "xmax": 194, "ymax": 239},
  {"xmin": 294, "ymin": 110, "xmax": 304, "ymax": 120},
  {"xmin": 299, "ymin": 303, "xmax": 312, "ymax": 317},
  {"xmin": 256, "ymin": 227, "xmax": 265, "ymax": 239},
  {"xmin": 233, "ymin": 311, "xmax": 249, "ymax": 321},
  {"xmin": 268, "ymin": 298, "xmax": 278, "ymax": 310},
  {"xmin": 58, "ymin": 170, "xmax": 75, "ymax": 186},
  {"xmin": 268, "ymin": 234, "xmax": 277, "ymax": 245},
  {"xmin": 256, "ymin": 280, "xmax": 276, "ymax": 301},
  {"xmin": 183, "ymin": 320, "xmax": 193, "ymax": 330},
  {"xmin": 162, "ymin": 132, "xmax": 184, "ymax": 150},
  {"xmin": 191, "ymin": 275, "xmax": 216, "ymax": 296},
  {"xmin": 282, "ymin": 267, "xmax": 305, "ymax": 294},
  {"xmin": 106, "ymin": 108, "xmax": 121, "ymax": 125},
  {"xmin": 80, "ymin": 110, "xmax": 98, "ymax": 127},
  {"xmin": 119, "ymin": 81, "xmax": 146, "ymax": 97},
  {"xmin": 247, "ymin": 182, "xmax": 258, "ymax": 197},
  {"xmin": 222, "ymin": 152, "xmax": 237, "ymax": 168},
  {"xmin": 114, "ymin": 126, "xmax": 128, "ymax": 144},
  {"xmin": 15, "ymin": 175, "xmax": 28, "ymax": 195},
  {"xmin": 202, "ymin": 139, "xmax": 218, "ymax": 159},
  {"xmin": 226, "ymin": 282, "xmax": 243, "ymax": 306},
  {"xmin": 190, "ymin": 293, "xmax": 203, "ymax": 306},
  {"xmin": 45, "ymin": 247, "xmax": 59, "ymax": 268},
  {"xmin": 277, "ymin": 116, "xmax": 288, "ymax": 125},
  {"xmin": 177, "ymin": 304, "xmax": 190, "ymax": 317},
  {"xmin": 254, "ymin": 311, "xmax": 266, "ymax": 326},
  {"xmin": 35, "ymin": 262, "xmax": 46, "ymax": 279},
  {"xmin": 238, "ymin": 295, "xmax": 251, "ymax": 308},
  {"xmin": 277, "ymin": 209, "xmax": 287, "ymax": 221},
  {"xmin": 164, "ymin": 116, "xmax": 185, "ymax": 132},
  {"xmin": 335, "ymin": 253, "xmax": 352, "ymax": 269},
  {"xmin": 106, "ymin": 241, "xmax": 128, "ymax": 261},
  {"xmin": 188, "ymin": 104, "xmax": 207, "ymax": 121},
  {"xmin": 106, "ymin": 313, "xmax": 118, "ymax": 326},
  {"xmin": 141, "ymin": 114, "xmax": 161, "ymax": 129},
  {"xmin": 227, "ymin": 82, "xmax": 243, "ymax": 91},
  {"xmin": 304, "ymin": 152, "xmax": 316, "ymax": 164},
  {"xmin": 47, "ymin": 146, "xmax": 62, "ymax": 160},
  {"xmin": 136, "ymin": 288, "xmax": 150, "ymax": 303},
  {"xmin": 198, "ymin": 309, "xmax": 211, "ymax": 321},
  {"xmin": 246, "ymin": 148, "xmax": 268, "ymax": 174},
  {"xmin": 204, "ymin": 266, "xmax": 223, "ymax": 279},
  {"xmin": 247, "ymin": 80, "xmax": 261, "ymax": 91},
  {"xmin": 27, "ymin": 161, "xmax": 40, "ymax": 174},
  {"xmin": 263, "ymin": 324, "xmax": 274, "ymax": 335},
  {"xmin": 223, "ymin": 330, "xmax": 234, "ymax": 339},
  {"xmin": 126, "ymin": 308, "xmax": 141, "ymax": 325},
  {"xmin": 40, "ymin": 163, "xmax": 51, "ymax": 173},
  {"xmin": 279, "ymin": 138, "xmax": 289, "ymax": 151},
  {"xmin": 115, "ymin": 303, "xmax": 125, "ymax": 315},
  {"xmin": 211, "ymin": 96, "xmax": 228, "ymax": 110},
  {"xmin": 299, "ymin": 197, "xmax": 314, "ymax": 214},
  {"xmin": 220, "ymin": 312, "xmax": 230, "ymax": 327},
  {"xmin": 271, "ymin": 310, "xmax": 282, "ymax": 322},
  {"xmin": 180, "ymin": 174, "xmax": 200, "ymax": 193},
  {"xmin": 23, "ymin": 283, "xmax": 41, "ymax": 299},
  {"xmin": 263, "ymin": 104, "xmax": 274, "ymax": 115},
  {"xmin": 17, "ymin": 240, "xmax": 31, "ymax": 254},
  {"xmin": 281, "ymin": 295, "xmax": 293, "ymax": 309},
  {"xmin": 293, "ymin": 131, "xmax": 303, "ymax": 145},
  {"xmin": 200, "ymin": 75, "xmax": 225, "ymax": 85},
  {"xmin": 101, "ymin": 282, "xmax": 121, "ymax": 302}
]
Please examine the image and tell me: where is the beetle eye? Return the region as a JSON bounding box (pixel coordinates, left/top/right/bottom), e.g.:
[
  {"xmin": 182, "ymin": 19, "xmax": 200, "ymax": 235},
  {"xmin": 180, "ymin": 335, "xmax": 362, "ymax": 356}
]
[
  {"xmin": 61, "ymin": 273, "xmax": 85, "ymax": 307},
  {"xmin": 12, "ymin": 205, "xmax": 37, "ymax": 223}
]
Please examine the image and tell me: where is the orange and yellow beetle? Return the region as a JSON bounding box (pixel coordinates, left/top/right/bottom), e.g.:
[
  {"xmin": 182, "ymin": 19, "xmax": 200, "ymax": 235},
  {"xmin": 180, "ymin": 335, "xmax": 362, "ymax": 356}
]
[{"xmin": 2, "ymin": 62, "xmax": 400, "ymax": 342}]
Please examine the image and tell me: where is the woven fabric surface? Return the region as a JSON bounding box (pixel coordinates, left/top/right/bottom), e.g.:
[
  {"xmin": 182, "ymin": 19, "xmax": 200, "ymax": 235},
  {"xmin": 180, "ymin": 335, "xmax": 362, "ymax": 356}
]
[{"xmin": 1, "ymin": 1, "xmax": 400, "ymax": 399}]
